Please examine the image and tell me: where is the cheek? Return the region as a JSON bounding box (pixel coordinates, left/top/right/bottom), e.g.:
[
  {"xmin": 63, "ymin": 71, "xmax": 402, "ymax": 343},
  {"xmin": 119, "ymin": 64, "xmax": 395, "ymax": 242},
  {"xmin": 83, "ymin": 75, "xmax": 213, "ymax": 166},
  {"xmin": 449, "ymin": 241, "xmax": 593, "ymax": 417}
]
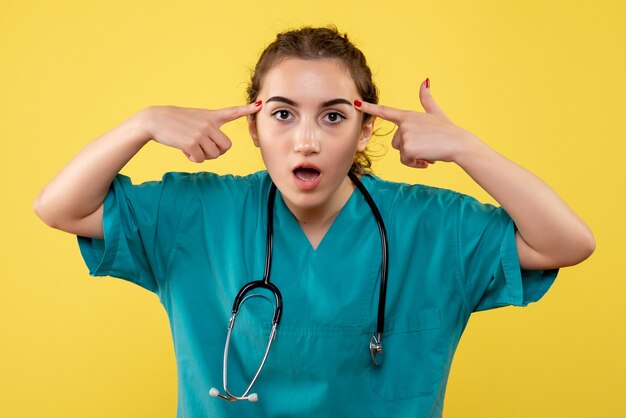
[
  {"xmin": 256, "ymin": 115, "xmax": 295, "ymax": 143},
  {"xmin": 327, "ymin": 135, "xmax": 362, "ymax": 169},
  {"xmin": 257, "ymin": 132, "xmax": 287, "ymax": 166},
  {"xmin": 256, "ymin": 120, "xmax": 281, "ymax": 149},
  {"xmin": 339, "ymin": 123, "xmax": 366, "ymax": 153}
]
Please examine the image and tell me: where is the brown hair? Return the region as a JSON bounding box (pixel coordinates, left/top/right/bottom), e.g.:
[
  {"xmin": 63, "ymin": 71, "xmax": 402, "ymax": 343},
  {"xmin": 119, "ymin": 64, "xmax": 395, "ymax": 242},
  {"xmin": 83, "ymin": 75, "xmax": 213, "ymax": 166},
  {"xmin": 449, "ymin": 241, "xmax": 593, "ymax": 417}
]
[{"xmin": 247, "ymin": 26, "xmax": 379, "ymax": 176}]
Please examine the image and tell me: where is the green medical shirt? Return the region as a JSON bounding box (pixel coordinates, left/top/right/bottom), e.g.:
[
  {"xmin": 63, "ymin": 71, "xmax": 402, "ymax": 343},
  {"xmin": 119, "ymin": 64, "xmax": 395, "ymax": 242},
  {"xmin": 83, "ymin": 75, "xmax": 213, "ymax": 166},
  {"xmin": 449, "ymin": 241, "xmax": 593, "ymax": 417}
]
[{"xmin": 78, "ymin": 170, "xmax": 557, "ymax": 417}]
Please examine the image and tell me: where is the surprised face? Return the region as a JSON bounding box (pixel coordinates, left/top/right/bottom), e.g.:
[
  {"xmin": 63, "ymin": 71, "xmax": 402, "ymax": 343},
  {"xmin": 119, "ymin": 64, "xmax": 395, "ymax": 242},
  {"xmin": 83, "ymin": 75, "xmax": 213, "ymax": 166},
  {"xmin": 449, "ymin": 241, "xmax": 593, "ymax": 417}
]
[{"xmin": 249, "ymin": 58, "xmax": 374, "ymax": 218}]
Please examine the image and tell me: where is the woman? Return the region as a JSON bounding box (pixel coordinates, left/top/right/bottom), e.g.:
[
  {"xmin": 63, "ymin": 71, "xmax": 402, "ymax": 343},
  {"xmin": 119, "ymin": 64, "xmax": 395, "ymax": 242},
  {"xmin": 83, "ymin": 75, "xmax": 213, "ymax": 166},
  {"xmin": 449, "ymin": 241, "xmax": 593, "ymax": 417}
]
[{"xmin": 34, "ymin": 26, "xmax": 594, "ymax": 417}]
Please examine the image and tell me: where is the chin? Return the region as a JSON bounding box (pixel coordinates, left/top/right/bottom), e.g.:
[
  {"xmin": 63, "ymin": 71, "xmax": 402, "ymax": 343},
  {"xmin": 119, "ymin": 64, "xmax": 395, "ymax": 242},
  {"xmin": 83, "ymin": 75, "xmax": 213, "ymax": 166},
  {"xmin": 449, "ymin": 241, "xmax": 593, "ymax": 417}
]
[{"xmin": 281, "ymin": 189, "xmax": 326, "ymax": 210}]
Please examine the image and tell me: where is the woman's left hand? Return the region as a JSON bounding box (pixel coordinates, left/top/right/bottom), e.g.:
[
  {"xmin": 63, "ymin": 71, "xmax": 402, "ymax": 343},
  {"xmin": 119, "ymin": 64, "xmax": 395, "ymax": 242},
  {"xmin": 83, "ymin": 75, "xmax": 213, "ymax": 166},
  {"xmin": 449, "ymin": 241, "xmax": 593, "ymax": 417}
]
[
  {"xmin": 354, "ymin": 79, "xmax": 476, "ymax": 169},
  {"xmin": 357, "ymin": 79, "xmax": 595, "ymax": 269}
]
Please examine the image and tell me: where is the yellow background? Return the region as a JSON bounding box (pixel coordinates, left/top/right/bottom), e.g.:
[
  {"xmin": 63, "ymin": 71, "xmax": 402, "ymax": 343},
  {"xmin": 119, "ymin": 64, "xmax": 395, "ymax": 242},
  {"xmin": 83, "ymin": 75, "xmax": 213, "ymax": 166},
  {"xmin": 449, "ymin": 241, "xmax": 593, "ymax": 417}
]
[{"xmin": 2, "ymin": 0, "xmax": 624, "ymax": 416}]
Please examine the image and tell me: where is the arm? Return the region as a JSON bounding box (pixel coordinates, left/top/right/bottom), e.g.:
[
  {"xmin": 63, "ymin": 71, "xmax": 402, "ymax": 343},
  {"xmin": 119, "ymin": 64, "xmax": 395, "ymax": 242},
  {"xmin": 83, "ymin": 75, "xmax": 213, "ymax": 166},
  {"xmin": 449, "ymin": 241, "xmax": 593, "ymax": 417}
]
[
  {"xmin": 34, "ymin": 103, "xmax": 262, "ymax": 239},
  {"xmin": 355, "ymin": 80, "xmax": 595, "ymax": 270},
  {"xmin": 454, "ymin": 133, "xmax": 595, "ymax": 269}
]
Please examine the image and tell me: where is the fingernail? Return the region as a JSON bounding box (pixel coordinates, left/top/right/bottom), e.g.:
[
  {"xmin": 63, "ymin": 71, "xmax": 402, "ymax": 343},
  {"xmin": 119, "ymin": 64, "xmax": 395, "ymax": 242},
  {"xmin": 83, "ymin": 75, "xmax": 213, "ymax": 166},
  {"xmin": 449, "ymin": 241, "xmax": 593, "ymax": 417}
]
[
  {"xmin": 354, "ymin": 100, "xmax": 362, "ymax": 107},
  {"xmin": 425, "ymin": 78, "xmax": 430, "ymax": 89},
  {"xmin": 255, "ymin": 100, "xmax": 262, "ymax": 106}
]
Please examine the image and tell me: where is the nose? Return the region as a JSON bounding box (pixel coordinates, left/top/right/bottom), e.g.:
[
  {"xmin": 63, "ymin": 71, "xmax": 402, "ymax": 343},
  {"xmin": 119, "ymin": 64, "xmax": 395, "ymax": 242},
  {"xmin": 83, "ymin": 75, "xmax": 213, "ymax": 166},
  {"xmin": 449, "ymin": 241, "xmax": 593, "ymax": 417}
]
[{"xmin": 293, "ymin": 121, "xmax": 320, "ymax": 155}]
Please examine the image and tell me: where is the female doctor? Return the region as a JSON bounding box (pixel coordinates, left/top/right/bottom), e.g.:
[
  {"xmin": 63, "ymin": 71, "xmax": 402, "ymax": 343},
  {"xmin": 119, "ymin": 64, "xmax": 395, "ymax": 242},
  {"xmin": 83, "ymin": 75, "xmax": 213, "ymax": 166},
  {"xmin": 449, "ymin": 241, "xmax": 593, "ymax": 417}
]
[{"xmin": 34, "ymin": 27, "xmax": 594, "ymax": 417}]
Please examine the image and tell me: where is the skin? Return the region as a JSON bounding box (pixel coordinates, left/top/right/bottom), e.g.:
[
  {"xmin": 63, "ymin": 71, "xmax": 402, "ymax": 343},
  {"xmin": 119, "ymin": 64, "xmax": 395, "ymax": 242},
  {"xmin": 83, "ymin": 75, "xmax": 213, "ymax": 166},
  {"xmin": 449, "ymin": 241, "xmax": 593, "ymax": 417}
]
[
  {"xmin": 33, "ymin": 58, "xmax": 595, "ymax": 269},
  {"xmin": 355, "ymin": 82, "xmax": 595, "ymax": 269},
  {"xmin": 33, "ymin": 103, "xmax": 262, "ymax": 238},
  {"xmin": 247, "ymin": 58, "xmax": 374, "ymax": 247}
]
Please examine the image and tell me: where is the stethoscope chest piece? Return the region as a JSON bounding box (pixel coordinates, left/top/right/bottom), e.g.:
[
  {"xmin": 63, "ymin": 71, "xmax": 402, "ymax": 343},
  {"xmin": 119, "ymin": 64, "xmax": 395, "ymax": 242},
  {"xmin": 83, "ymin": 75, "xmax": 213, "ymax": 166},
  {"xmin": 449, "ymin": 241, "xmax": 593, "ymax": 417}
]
[{"xmin": 370, "ymin": 332, "xmax": 383, "ymax": 366}]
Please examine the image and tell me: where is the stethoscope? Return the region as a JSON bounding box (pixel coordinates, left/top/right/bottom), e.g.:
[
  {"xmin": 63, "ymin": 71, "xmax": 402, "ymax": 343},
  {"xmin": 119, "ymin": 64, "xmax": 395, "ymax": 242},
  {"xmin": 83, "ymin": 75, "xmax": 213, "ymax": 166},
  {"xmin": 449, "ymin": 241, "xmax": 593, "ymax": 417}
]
[{"xmin": 210, "ymin": 171, "xmax": 389, "ymax": 402}]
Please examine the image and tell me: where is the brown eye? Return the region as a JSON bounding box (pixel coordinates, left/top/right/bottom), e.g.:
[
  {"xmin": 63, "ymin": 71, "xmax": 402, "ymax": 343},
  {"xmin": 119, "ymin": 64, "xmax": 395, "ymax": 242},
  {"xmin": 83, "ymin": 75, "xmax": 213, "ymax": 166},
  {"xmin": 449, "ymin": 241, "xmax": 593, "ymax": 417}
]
[
  {"xmin": 272, "ymin": 110, "xmax": 293, "ymax": 121},
  {"xmin": 323, "ymin": 112, "xmax": 345, "ymax": 124}
]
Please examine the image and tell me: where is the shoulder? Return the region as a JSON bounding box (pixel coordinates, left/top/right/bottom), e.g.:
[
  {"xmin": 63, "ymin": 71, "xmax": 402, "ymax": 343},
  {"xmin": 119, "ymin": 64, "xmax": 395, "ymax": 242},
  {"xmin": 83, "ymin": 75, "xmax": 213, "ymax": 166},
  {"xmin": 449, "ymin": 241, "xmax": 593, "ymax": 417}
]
[
  {"xmin": 112, "ymin": 170, "xmax": 271, "ymax": 209},
  {"xmin": 363, "ymin": 173, "xmax": 469, "ymax": 208},
  {"xmin": 159, "ymin": 170, "xmax": 269, "ymax": 189},
  {"xmin": 363, "ymin": 174, "xmax": 506, "ymax": 228},
  {"xmin": 130, "ymin": 170, "xmax": 270, "ymax": 198}
]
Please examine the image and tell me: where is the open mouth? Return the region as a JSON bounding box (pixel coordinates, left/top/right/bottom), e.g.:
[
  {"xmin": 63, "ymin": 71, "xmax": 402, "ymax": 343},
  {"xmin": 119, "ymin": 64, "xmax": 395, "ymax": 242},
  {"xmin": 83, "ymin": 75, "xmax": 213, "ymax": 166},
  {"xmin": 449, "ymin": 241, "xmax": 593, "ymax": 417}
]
[
  {"xmin": 292, "ymin": 164, "xmax": 322, "ymax": 190},
  {"xmin": 293, "ymin": 166, "xmax": 321, "ymax": 181}
]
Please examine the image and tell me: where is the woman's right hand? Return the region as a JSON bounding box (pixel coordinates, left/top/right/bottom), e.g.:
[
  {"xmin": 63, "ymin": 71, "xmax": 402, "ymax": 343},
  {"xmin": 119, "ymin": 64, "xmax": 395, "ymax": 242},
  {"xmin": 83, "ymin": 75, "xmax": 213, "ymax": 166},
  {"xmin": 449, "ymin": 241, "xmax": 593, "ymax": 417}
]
[
  {"xmin": 34, "ymin": 101, "xmax": 262, "ymax": 238},
  {"xmin": 139, "ymin": 102, "xmax": 262, "ymax": 163}
]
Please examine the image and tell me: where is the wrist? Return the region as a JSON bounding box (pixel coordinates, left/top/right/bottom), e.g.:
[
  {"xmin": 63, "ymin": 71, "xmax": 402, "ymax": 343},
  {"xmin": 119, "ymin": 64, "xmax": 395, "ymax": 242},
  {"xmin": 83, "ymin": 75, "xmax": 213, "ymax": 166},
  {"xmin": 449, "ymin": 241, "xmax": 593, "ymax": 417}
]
[
  {"xmin": 127, "ymin": 107, "xmax": 156, "ymax": 146},
  {"xmin": 452, "ymin": 131, "xmax": 491, "ymax": 168}
]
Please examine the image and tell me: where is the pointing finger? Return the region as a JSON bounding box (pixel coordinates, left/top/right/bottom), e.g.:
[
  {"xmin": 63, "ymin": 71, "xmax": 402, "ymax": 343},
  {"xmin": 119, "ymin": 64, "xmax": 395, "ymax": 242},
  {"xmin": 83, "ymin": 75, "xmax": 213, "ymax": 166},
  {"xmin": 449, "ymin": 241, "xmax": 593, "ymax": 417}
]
[
  {"xmin": 214, "ymin": 101, "xmax": 263, "ymax": 125},
  {"xmin": 354, "ymin": 100, "xmax": 407, "ymax": 125}
]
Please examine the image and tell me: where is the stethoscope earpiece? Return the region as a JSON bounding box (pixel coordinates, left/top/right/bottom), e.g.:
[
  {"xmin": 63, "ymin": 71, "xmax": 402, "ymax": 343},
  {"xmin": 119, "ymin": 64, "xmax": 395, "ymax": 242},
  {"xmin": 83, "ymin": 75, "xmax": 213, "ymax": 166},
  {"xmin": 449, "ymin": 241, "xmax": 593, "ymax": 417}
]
[{"xmin": 209, "ymin": 387, "xmax": 259, "ymax": 402}]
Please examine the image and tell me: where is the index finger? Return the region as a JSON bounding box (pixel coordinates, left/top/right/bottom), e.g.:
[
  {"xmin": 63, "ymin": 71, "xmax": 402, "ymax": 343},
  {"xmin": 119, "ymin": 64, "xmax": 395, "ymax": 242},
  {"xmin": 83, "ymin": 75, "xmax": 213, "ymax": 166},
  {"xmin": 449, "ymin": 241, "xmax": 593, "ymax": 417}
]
[
  {"xmin": 354, "ymin": 100, "xmax": 407, "ymax": 124},
  {"xmin": 214, "ymin": 100, "xmax": 263, "ymax": 125}
]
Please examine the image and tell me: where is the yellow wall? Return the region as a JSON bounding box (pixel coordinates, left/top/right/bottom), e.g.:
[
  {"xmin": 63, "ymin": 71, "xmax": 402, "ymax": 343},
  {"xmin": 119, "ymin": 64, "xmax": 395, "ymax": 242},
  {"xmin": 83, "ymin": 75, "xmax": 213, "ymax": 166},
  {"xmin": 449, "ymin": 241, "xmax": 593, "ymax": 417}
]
[{"xmin": 2, "ymin": 0, "xmax": 624, "ymax": 416}]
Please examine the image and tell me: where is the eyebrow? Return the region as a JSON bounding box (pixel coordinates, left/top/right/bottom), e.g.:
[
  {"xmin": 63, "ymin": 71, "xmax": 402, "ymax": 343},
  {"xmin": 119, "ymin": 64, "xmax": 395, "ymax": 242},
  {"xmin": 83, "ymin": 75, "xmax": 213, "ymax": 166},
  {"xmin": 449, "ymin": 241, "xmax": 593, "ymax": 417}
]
[{"xmin": 266, "ymin": 96, "xmax": 352, "ymax": 108}]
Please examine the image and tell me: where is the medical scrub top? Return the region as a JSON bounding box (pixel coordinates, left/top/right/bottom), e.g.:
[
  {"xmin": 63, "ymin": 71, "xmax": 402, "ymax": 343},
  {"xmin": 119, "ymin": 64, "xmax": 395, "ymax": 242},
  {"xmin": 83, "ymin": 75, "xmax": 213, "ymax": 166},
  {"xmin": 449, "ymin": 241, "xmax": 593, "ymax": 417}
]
[{"xmin": 77, "ymin": 170, "xmax": 558, "ymax": 418}]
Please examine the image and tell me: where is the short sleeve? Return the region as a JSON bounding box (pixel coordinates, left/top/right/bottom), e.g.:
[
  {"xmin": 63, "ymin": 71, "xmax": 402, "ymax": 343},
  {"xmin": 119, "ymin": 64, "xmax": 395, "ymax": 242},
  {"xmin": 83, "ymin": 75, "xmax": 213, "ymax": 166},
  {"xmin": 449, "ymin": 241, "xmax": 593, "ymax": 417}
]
[
  {"xmin": 77, "ymin": 173, "xmax": 185, "ymax": 294},
  {"xmin": 455, "ymin": 194, "xmax": 559, "ymax": 312}
]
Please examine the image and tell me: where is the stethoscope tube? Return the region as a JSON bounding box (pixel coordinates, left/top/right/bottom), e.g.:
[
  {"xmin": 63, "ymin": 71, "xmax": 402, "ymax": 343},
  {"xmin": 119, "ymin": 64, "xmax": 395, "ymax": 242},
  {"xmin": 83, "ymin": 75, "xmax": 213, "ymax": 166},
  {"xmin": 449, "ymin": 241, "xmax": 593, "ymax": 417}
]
[
  {"xmin": 348, "ymin": 172, "xmax": 389, "ymax": 366},
  {"xmin": 231, "ymin": 184, "xmax": 283, "ymax": 325},
  {"xmin": 210, "ymin": 173, "xmax": 389, "ymax": 402},
  {"xmin": 210, "ymin": 185, "xmax": 282, "ymax": 402}
]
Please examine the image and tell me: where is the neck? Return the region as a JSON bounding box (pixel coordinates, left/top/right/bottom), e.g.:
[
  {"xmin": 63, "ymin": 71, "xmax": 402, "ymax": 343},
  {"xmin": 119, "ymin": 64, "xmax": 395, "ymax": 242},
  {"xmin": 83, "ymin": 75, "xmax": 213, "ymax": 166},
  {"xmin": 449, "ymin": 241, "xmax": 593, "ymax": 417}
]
[{"xmin": 284, "ymin": 176, "xmax": 355, "ymax": 226}]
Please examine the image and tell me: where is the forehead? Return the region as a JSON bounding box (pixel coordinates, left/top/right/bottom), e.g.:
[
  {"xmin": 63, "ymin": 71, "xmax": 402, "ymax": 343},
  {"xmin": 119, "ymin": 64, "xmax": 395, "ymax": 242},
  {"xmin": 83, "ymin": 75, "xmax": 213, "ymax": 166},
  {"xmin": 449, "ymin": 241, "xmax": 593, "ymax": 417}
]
[{"xmin": 258, "ymin": 58, "xmax": 359, "ymax": 100}]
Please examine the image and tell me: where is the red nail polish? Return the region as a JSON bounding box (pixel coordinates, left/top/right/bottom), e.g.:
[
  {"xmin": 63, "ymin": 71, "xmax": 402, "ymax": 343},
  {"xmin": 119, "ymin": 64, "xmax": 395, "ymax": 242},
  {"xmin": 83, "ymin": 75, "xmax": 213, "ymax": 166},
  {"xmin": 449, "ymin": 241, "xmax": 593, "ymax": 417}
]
[
  {"xmin": 255, "ymin": 100, "xmax": 262, "ymax": 106},
  {"xmin": 354, "ymin": 100, "xmax": 362, "ymax": 107},
  {"xmin": 425, "ymin": 78, "xmax": 430, "ymax": 89}
]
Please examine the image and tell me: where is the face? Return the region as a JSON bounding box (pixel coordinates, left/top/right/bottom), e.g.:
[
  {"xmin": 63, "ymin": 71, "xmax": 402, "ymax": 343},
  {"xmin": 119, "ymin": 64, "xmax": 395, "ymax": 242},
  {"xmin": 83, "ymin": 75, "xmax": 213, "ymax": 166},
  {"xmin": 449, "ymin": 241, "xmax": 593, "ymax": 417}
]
[{"xmin": 248, "ymin": 58, "xmax": 374, "ymax": 217}]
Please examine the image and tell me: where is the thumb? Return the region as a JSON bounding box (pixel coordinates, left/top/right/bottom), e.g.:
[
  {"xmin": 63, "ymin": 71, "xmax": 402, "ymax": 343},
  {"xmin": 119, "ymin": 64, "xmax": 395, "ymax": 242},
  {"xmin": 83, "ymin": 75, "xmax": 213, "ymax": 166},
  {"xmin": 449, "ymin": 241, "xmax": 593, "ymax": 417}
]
[{"xmin": 419, "ymin": 78, "xmax": 448, "ymax": 118}]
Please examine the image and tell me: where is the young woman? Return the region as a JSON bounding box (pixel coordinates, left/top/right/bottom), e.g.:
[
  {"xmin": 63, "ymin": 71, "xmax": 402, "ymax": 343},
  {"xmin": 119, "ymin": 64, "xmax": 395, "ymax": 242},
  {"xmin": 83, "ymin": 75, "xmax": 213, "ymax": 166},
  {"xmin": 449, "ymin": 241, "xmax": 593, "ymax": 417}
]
[{"xmin": 34, "ymin": 27, "xmax": 594, "ymax": 417}]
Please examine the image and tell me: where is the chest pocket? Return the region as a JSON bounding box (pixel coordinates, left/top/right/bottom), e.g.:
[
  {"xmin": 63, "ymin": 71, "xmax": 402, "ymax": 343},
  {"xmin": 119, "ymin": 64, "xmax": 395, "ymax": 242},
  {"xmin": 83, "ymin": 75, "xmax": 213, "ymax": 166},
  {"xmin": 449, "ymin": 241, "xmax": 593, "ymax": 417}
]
[{"xmin": 369, "ymin": 308, "xmax": 444, "ymax": 401}]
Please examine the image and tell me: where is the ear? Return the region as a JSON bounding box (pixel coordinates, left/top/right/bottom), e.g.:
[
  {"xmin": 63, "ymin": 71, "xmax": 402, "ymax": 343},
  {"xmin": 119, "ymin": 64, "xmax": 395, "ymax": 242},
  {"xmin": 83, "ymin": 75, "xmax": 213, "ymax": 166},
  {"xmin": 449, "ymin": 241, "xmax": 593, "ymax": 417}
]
[
  {"xmin": 357, "ymin": 116, "xmax": 376, "ymax": 152},
  {"xmin": 247, "ymin": 115, "xmax": 260, "ymax": 147}
]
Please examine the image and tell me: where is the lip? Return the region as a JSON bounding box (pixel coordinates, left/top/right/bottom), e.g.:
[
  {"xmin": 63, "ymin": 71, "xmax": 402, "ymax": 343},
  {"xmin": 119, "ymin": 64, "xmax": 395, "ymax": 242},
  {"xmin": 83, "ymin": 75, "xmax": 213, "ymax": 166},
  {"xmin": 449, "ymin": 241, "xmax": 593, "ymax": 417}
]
[{"xmin": 292, "ymin": 163, "xmax": 323, "ymax": 191}]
